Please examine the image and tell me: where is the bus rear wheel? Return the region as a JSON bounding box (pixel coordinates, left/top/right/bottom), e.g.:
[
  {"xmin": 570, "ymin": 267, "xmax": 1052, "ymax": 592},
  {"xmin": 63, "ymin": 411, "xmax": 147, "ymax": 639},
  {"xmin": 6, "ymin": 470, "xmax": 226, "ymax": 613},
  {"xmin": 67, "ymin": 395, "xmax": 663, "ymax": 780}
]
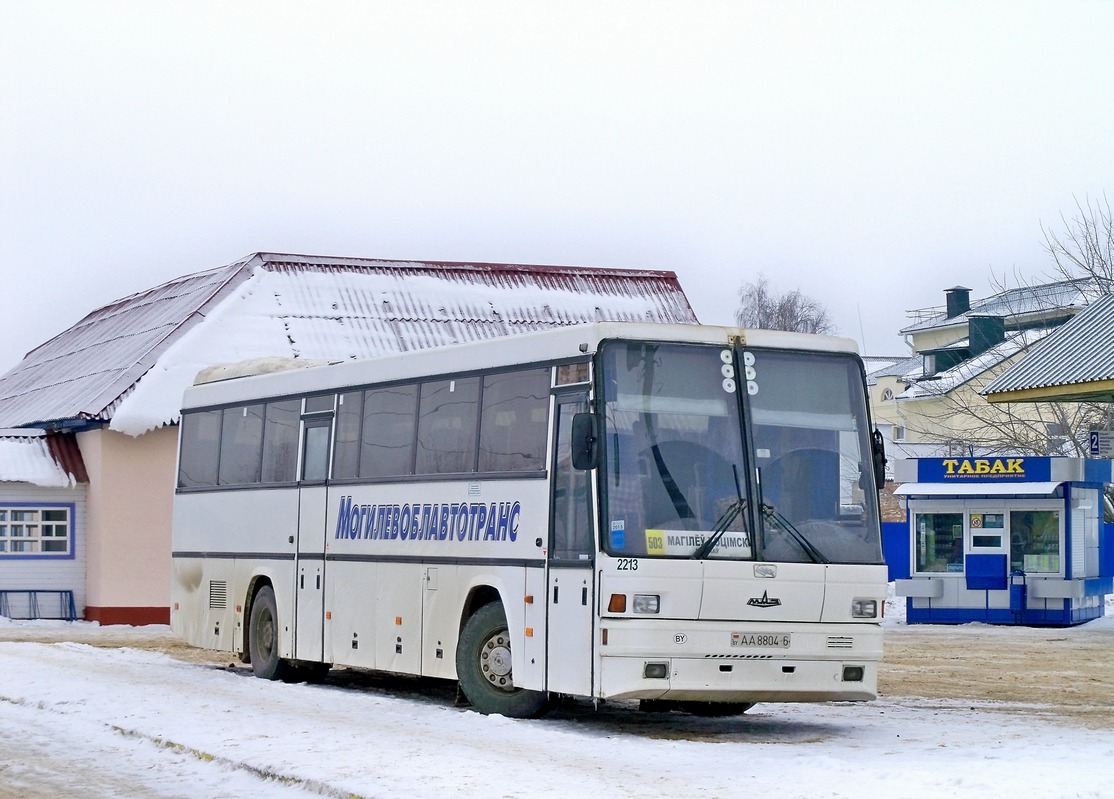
[
  {"xmin": 248, "ymin": 584, "xmax": 291, "ymax": 681},
  {"xmin": 456, "ymin": 603, "xmax": 552, "ymax": 718}
]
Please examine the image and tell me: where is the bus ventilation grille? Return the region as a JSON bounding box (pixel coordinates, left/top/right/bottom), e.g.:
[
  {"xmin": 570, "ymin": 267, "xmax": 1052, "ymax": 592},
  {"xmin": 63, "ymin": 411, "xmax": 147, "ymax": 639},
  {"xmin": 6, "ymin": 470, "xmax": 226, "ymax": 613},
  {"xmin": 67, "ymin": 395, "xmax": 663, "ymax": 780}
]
[
  {"xmin": 826, "ymin": 636, "xmax": 854, "ymax": 649},
  {"xmin": 209, "ymin": 580, "xmax": 228, "ymax": 610}
]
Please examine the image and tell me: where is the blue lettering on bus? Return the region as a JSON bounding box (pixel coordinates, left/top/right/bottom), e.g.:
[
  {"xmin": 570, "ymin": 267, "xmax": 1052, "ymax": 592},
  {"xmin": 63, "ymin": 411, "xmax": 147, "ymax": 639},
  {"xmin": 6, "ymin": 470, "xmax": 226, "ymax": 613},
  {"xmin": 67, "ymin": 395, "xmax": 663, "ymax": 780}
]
[
  {"xmin": 496, "ymin": 502, "xmax": 510, "ymax": 540},
  {"xmin": 403, "ymin": 501, "xmax": 416, "ymax": 539},
  {"xmin": 510, "ymin": 501, "xmax": 520, "ymax": 541},
  {"xmin": 482, "ymin": 505, "xmax": 496, "ymax": 541},
  {"xmin": 476, "ymin": 504, "xmax": 489, "ymax": 540},
  {"xmin": 467, "ymin": 504, "xmax": 480, "ymax": 540},
  {"xmin": 334, "ymin": 497, "xmax": 524, "ymax": 545},
  {"xmin": 455, "ymin": 504, "xmax": 468, "ymax": 541},
  {"xmin": 335, "ymin": 496, "xmax": 351, "ymax": 538}
]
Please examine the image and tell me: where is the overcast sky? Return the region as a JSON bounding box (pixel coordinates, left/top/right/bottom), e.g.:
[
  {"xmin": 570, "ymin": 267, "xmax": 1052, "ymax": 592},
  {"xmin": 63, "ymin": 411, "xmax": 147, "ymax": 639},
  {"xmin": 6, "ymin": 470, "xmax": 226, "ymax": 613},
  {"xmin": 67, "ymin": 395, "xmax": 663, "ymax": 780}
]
[{"xmin": 2, "ymin": 1, "xmax": 1112, "ymax": 374}]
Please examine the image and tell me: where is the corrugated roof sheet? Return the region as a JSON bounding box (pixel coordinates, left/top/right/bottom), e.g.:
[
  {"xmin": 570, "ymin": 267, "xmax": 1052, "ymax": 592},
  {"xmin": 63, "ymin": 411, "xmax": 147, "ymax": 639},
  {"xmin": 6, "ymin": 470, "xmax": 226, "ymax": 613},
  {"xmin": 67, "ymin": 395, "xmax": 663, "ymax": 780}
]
[
  {"xmin": 865, "ymin": 355, "xmax": 921, "ymax": 385},
  {"xmin": 900, "ymin": 278, "xmax": 1095, "ymax": 335},
  {"xmin": 983, "ymin": 293, "xmax": 1114, "ymax": 401},
  {"xmin": 0, "ymin": 429, "xmax": 87, "ymax": 486},
  {"xmin": 0, "ymin": 259, "xmax": 250, "ymax": 429},
  {"xmin": 897, "ymin": 328, "xmax": 1053, "ymax": 400},
  {"xmin": 0, "ymin": 253, "xmax": 696, "ymax": 432},
  {"xmin": 257, "ymin": 255, "xmax": 696, "ymax": 353}
]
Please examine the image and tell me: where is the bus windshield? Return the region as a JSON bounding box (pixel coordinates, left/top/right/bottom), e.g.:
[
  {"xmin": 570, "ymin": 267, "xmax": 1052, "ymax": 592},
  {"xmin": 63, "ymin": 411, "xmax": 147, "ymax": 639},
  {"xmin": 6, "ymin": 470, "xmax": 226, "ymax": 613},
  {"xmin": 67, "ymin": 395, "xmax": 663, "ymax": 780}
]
[
  {"xmin": 599, "ymin": 341, "xmax": 883, "ymax": 565},
  {"xmin": 600, "ymin": 341, "xmax": 752, "ymax": 559},
  {"xmin": 747, "ymin": 348, "xmax": 883, "ymax": 565}
]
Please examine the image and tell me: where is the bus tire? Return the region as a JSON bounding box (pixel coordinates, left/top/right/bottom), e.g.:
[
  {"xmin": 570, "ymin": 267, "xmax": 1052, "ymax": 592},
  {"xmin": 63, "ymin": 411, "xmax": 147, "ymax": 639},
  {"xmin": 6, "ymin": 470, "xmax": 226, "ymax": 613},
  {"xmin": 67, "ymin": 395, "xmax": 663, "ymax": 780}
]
[
  {"xmin": 248, "ymin": 584, "xmax": 291, "ymax": 681},
  {"xmin": 456, "ymin": 603, "xmax": 552, "ymax": 718}
]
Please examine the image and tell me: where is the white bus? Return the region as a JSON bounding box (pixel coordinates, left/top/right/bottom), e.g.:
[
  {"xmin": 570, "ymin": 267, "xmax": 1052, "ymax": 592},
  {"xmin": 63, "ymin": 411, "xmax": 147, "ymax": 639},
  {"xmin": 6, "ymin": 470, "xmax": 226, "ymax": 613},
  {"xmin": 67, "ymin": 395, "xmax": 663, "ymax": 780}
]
[{"xmin": 171, "ymin": 322, "xmax": 886, "ymax": 717}]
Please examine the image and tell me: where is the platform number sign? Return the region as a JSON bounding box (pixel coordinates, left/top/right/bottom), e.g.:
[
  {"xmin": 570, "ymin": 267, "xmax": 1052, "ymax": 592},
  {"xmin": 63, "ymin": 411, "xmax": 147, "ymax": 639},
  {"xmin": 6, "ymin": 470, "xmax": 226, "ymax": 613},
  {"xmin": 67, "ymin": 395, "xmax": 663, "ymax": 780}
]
[{"xmin": 1089, "ymin": 429, "xmax": 1114, "ymax": 457}]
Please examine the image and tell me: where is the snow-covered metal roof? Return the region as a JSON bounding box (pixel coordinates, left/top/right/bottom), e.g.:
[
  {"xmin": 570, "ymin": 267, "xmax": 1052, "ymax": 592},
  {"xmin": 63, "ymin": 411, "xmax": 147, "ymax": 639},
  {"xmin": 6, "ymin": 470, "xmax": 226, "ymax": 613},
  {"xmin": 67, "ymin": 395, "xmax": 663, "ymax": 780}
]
[
  {"xmin": 896, "ymin": 328, "xmax": 1053, "ymax": 400},
  {"xmin": 900, "ymin": 278, "xmax": 1095, "ymax": 335},
  {"xmin": 0, "ymin": 429, "xmax": 87, "ymax": 487},
  {"xmin": 983, "ymin": 293, "xmax": 1114, "ymax": 403},
  {"xmin": 0, "ymin": 253, "xmax": 697, "ymax": 434},
  {"xmin": 865, "ymin": 355, "xmax": 921, "ymax": 386},
  {"xmin": 0, "ymin": 259, "xmax": 249, "ymax": 431}
]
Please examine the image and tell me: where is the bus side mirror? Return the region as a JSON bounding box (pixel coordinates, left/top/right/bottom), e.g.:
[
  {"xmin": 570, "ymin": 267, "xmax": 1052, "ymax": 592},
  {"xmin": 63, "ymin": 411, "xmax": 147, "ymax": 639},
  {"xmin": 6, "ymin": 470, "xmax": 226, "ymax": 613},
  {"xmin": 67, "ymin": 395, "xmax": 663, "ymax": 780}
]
[
  {"xmin": 871, "ymin": 429, "xmax": 887, "ymax": 488},
  {"xmin": 571, "ymin": 413, "xmax": 598, "ymax": 470}
]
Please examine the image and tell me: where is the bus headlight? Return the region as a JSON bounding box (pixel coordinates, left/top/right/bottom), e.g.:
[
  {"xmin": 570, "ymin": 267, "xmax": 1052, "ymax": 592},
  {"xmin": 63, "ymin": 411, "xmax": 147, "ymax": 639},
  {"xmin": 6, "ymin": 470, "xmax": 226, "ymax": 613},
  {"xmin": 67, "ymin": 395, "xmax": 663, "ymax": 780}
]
[
  {"xmin": 851, "ymin": 599, "xmax": 878, "ymax": 619},
  {"xmin": 632, "ymin": 594, "xmax": 660, "ymax": 614}
]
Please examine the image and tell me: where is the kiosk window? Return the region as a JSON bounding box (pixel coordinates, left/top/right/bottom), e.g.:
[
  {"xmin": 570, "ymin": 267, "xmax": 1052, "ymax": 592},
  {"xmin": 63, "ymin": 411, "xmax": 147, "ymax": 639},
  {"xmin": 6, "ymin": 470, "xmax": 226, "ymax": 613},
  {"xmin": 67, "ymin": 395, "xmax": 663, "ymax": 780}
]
[
  {"xmin": 914, "ymin": 512, "xmax": 964, "ymax": 573},
  {"xmin": 1010, "ymin": 510, "xmax": 1060, "ymax": 573},
  {"xmin": 969, "ymin": 512, "xmax": 1004, "ymax": 548}
]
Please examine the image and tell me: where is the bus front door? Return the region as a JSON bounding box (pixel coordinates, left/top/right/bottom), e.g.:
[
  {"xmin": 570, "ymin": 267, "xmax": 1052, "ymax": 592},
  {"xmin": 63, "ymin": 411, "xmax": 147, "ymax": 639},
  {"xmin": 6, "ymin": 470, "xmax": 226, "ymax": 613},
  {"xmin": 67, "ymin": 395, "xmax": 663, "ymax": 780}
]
[
  {"xmin": 546, "ymin": 396, "xmax": 595, "ymax": 697},
  {"xmin": 294, "ymin": 415, "xmax": 331, "ymax": 663}
]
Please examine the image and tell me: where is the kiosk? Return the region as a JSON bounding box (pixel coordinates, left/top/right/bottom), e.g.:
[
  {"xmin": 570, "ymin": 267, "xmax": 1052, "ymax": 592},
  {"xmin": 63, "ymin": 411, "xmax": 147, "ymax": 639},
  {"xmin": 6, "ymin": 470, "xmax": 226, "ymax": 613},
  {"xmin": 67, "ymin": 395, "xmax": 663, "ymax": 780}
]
[{"xmin": 889, "ymin": 457, "xmax": 1114, "ymax": 626}]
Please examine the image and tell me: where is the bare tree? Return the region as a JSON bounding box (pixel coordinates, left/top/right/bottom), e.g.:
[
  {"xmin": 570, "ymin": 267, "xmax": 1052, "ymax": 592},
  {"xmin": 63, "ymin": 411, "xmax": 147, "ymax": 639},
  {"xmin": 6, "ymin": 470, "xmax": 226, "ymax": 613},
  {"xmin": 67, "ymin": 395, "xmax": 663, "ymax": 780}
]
[
  {"xmin": 899, "ymin": 196, "xmax": 1114, "ymax": 458},
  {"xmin": 903, "ymin": 370, "xmax": 1107, "ymax": 457},
  {"xmin": 735, "ymin": 275, "xmax": 836, "ymax": 334},
  {"xmin": 1042, "ymin": 193, "xmax": 1114, "ymax": 295}
]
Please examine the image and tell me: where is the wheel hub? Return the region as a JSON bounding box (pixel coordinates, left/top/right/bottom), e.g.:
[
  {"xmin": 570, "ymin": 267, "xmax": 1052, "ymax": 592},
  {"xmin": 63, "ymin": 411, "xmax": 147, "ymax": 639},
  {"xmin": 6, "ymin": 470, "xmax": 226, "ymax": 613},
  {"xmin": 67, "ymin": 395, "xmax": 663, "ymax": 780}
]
[
  {"xmin": 257, "ymin": 613, "xmax": 275, "ymax": 653},
  {"xmin": 480, "ymin": 632, "xmax": 515, "ymax": 692}
]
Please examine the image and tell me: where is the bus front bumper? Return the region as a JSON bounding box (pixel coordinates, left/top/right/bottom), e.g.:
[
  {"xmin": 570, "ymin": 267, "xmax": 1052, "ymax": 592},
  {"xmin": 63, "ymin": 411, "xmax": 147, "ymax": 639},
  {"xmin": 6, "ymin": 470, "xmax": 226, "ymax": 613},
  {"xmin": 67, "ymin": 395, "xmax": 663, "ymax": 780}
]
[{"xmin": 596, "ymin": 619, "xmax": 882, "ymax": 703}]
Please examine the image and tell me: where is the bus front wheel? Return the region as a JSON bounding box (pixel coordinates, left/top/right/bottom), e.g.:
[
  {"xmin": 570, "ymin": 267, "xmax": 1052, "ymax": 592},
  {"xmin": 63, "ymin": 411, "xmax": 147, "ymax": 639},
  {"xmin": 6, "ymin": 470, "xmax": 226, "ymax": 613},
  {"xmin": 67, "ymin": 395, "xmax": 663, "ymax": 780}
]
[
  {"xmin": 456, "ymin": 603, "xmax": 552, "ymax": 718},
  {"xmin": 248, "ymin": 584, "xmax": 291, "ymax": 681}
]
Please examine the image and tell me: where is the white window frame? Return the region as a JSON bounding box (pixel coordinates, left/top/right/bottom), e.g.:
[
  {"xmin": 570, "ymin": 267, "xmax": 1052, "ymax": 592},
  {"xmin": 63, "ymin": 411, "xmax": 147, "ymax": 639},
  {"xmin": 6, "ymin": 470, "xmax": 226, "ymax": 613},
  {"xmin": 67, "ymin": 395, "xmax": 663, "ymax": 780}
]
[{"xmin": 967, "ymin": 507, "xmax": 1008, "ymax": 552}]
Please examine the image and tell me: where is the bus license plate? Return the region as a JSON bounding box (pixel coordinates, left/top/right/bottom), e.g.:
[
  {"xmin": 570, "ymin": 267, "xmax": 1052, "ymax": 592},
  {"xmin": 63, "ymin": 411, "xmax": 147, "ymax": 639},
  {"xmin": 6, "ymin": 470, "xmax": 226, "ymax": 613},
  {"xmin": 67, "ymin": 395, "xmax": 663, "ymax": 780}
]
[{"xmin": 731, "ymin": 632, "xmax": 791, "ymax": 648}]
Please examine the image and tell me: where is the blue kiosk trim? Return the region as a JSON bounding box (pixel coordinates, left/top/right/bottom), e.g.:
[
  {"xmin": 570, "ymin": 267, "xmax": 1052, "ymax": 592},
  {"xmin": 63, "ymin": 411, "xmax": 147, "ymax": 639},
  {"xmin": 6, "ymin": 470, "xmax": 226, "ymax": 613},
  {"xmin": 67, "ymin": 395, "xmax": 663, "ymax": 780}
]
[{"xmin": 886, "ymin": 457, "xmax": 1114, "ymax": 627}]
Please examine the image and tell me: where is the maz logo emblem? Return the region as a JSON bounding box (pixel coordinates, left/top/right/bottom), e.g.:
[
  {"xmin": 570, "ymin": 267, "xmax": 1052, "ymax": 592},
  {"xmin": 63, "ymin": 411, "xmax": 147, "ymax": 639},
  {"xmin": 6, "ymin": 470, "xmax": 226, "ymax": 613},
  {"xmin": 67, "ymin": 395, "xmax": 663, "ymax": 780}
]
[{"xmin": 747, "ymin": 591, "xmax": 782, "ymax": 609}]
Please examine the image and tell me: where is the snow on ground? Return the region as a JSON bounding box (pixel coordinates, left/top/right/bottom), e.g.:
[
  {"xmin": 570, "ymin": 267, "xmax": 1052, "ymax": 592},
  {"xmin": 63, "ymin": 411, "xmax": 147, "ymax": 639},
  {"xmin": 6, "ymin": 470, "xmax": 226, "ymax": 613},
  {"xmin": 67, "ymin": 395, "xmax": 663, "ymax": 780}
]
[{"xmin": 2, "ymin": 610, "xmax": 1113, "ymax": 798}]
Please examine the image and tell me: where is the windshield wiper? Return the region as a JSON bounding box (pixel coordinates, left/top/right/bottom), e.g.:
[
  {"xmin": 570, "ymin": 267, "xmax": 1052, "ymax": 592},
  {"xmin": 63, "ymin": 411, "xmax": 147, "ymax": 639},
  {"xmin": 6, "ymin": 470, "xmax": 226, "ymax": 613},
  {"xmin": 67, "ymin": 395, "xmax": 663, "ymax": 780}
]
[
  {"xmin": 649, "ymin": 443, "xmax": 696, "ymax": 522},
  {"xmin": 691, "ymin": 465, "xmax": 745, "ymax": 560},
  {"xmin": 760, "ymin": 504, "xmax": 829, "ymax": 564}
]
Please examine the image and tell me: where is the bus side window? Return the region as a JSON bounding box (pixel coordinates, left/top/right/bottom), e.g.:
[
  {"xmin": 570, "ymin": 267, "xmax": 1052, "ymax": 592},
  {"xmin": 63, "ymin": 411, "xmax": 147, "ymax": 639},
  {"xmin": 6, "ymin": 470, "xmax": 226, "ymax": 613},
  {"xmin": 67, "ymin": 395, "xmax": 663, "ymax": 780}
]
[
  {"xmin": 218, "ymin": 404, "xmax": 265, "ymax": 486},
  {"xmin": 416, "ymin": 377, "xmax": 480, "ymax": 474},
  {"xmin": 261, "ymin": 399, "xmax": 300, "ymax": 483},
  {"xmin": 552, "ymin": 399, "xmax": 593, "ymax": 560},
  {"xmin": 361, "ymin": 385, "xmax": 419, "ymax": 478},
  {"xmin": 332, "ymin": 391, "xmax": 363, "ymax": 479},
  {"xmin": 178, "ymin": 409, "xmax": 222, "ymax": 488},
  {"xmin": 478, "ymin": 368, "xmax": 550, "ymax": 473},
  {"xmin": 301, "ymin": 421, "xmax": 331, "ymax": 482}
]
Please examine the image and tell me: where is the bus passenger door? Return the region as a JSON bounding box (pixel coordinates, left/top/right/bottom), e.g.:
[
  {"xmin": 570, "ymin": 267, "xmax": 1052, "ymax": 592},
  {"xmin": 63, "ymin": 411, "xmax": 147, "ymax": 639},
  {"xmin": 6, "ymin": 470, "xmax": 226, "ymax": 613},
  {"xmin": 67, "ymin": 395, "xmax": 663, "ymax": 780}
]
[
  {"xmin": 295, "ymin": 413, "xmax": 331, "ymax": 663},
  {"xmin": 546, "ymin": 395, "xmax": 595, "ymax": 696}
]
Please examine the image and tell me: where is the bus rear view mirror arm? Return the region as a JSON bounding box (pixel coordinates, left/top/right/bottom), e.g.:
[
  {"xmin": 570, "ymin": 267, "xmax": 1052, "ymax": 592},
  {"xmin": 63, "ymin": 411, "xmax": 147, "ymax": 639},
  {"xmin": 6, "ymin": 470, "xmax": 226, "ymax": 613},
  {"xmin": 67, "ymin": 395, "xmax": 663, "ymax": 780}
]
[{"xmin": 571, "ymin": 412, "xmax": 599, "ymax": 470}]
